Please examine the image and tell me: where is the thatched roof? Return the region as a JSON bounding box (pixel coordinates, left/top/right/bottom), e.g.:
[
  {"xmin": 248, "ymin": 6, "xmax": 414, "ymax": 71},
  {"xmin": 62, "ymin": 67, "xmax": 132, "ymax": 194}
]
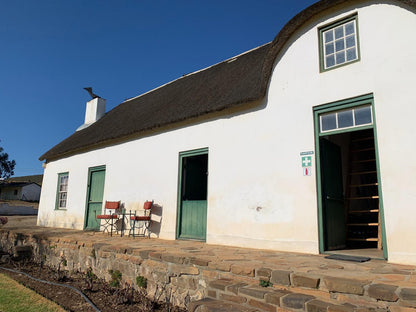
[{"xmin": 40, "ymin": 0, "xmax": 416, "ymax": 162}]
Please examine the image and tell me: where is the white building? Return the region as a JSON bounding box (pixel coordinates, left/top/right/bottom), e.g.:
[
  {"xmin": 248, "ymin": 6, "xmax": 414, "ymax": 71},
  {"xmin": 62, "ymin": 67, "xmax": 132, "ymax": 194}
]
[{"xmin": 38, "ymin": 0, "xmax": 416, "ymax": 265}]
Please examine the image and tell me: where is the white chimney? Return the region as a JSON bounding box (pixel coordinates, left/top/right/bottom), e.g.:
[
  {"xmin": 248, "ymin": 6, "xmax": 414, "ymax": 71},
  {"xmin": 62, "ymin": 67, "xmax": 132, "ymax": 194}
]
[{"xmin": 76, "ymin": 97, "xmax": 106, "ymax": 131}]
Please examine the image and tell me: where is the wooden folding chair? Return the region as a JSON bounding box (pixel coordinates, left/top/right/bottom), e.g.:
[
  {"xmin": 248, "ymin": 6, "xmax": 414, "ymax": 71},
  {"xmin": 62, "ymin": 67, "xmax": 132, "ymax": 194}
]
[
  {"xmin": 129, "ymin": 200, "xmax": 153, "ymax": 238},
  {"xmin": 96, "ymin": 201, "xmax": 120, "ymax": 236}
]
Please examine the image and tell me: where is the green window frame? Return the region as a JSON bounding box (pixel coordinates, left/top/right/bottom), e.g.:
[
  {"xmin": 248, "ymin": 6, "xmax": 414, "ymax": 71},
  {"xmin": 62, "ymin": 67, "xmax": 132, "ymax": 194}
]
[
  {"xmin": 55, "ymin": 172, "xmax": 69, "ymax": 210},
  {"xmin": 319, "ymin": 14, "xmax": 360, "ymax": 71}
]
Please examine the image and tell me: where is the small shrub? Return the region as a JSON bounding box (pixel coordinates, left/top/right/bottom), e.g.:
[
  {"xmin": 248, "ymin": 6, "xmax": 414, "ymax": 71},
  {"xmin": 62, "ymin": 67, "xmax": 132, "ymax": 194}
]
[
  {"xmin": 259, "ymin": 279, "xmax": 273, "ymax": 287},
  {"xmin": 136, "ymin": 275, "xmax": 147, "ymax": 289},
  {"xmin": 109, "ymin": 269, "xmax": 122, "ymax": 288},
  {"xmin": 85, "ymin": 267, "xmax": 97, "ymax": 290}
]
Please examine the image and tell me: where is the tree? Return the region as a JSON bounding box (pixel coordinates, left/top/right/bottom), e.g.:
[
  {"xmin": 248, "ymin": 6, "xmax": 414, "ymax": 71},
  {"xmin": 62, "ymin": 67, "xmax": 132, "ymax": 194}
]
[{"xmin": 0, "ymin": 143, "xmax": 16, "ymax": 179}]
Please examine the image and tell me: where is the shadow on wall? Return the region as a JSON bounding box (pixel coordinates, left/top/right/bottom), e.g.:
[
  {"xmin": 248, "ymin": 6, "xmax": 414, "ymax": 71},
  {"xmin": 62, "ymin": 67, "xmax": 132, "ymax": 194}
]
[{"xmin": 150, "ymin": 203, "xmax": 163, "ymax": 238}]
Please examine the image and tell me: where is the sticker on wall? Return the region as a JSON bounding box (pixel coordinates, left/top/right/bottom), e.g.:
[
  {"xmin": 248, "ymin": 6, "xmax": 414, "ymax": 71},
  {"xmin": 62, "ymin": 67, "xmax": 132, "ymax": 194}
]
[
  {"xmin": 301, "ymin": 156, "xmax": 312, "ymax": 167},
  {"xmin": 303, "ymin": 167, "xmax": 312, "ymax": 176}
]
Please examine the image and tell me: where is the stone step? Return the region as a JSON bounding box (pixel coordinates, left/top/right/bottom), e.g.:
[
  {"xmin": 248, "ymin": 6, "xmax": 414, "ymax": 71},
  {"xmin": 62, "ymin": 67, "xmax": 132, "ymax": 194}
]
[
  {"xmin": 206, "ymin": 277, "xmax": 416, "ymax": 312},
  {"xmin": 188, "ymin": 298, "xmax": 258, "ymax": 312}
]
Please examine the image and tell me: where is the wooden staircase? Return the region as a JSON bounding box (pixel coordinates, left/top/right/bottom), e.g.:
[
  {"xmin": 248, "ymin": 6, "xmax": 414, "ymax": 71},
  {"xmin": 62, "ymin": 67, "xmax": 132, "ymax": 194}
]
[{"xmin": 345, "ymin": 129, "xmax": 382, "ymax": 249}]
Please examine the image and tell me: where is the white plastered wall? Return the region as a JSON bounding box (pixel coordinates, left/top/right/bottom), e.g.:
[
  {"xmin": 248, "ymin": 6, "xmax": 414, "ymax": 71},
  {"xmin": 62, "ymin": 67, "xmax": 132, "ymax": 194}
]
[{"xmin": 38, "ymin": 1, "xmax": 416, "ymax": 264}]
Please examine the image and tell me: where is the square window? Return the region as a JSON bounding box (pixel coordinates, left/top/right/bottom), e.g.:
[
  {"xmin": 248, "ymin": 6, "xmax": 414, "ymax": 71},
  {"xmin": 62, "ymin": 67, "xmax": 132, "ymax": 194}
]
[
  {"xmin": 325, "ymin": 43, "xmax": 334, "ymax": 55},
  {"xmin": 321, "ymin": 113, "xmax": 337, "ymax": 131},
  {"xmin": 335, "ymin": 39, "xmax": 345, "ymax": 52},
  {"xmin": 354, "ymin": 106, "xmax": 372, "ymax": 125},
  {"xmin": 320, "ymin": 15, "xmax": 359, "ymax": 71},
  {"xmin": 338, "ymin": 110, "xmax": 354, "ymax": 128}
]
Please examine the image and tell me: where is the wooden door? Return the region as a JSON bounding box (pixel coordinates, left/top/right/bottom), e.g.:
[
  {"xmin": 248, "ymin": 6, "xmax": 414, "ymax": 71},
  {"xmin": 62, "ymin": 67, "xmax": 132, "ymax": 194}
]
[
  {"xmin": 85, "ymin": 166, "xmax": 106, "ymax": 230},
  {"xmin": 177, "ymin": 150, "xmax": 208, "ymax": 240},
  {"xmin": 320, "ymin": 139, "xmax": 346, "ymax": 250}
]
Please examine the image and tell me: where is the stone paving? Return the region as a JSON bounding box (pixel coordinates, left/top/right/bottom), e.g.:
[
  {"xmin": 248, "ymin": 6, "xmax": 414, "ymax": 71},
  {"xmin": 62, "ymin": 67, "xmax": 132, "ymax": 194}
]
[{"xmin": 1, "ymin": 216, "xmax": 416, "ymax": 311}]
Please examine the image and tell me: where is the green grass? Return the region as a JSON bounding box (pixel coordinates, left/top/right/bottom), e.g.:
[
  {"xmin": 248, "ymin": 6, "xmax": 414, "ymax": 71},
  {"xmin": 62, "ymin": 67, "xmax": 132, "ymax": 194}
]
[{"xmin": 0, "ymin": 273, "xmax": 65, "ymax": 312}]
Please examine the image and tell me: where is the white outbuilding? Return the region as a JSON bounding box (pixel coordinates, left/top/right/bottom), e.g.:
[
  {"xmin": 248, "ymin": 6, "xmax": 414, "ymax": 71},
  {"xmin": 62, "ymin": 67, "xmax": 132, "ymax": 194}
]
[{"xmin": 38, "ymin": 0, "xmax": 416, "ymax": 265}]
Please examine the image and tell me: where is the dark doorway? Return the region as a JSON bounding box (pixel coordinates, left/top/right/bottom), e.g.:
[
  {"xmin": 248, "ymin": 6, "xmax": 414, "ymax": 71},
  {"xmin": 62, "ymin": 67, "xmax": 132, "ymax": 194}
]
[
  {"xmin": 177, "ymin": 150, "xmax": 208, "ymax": 240},
  {"xmin": 319, "ymin": 129, "xmax": 382, "ymax": 254}
]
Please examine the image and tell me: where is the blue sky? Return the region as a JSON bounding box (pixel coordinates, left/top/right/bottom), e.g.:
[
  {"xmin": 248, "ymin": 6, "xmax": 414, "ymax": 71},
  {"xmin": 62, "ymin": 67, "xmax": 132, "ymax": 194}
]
[{"xmin": 0, "ymin": 0, "xmax": 317, "ymax": 177}]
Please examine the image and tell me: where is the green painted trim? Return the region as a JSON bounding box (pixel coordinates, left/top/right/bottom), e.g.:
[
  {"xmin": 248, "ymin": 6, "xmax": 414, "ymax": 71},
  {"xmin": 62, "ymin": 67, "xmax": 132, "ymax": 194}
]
[
  {"xmin": 55, "ymin": 172, "xmax": 69, "ymax": 210},
  {"xmin": 371, "ymin": 104, "xmax": 388, "ymax": 260},
  {"xmin": 318, "ymin": 124, "xmax": 373, "ymax": 137},
  {"xmin": 314, "ymin": 95, "xmax": 387, "ymax": 259},
  {"xmin": 83, "ymin": 165, "xmax": 106, "ymax": 230},
  {"xmin": 176, "ymin": 147, "xmax": 209, "ymax": 241},
  {"xmin": 313, "ymin": 93, "xmax": 373, "ymax": 112},
  {"xmin": 319, "ymin": 13, "xmax": 361, "ymax": 73}
]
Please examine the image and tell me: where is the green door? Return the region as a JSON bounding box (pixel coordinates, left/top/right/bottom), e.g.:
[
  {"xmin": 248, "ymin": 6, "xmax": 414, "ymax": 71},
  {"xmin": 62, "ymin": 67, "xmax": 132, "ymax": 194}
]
[
  {"xmin": 177, "ymin": 150, "xmax": 208, "ymax": 240},
  {"xmin": 85, "ymin": 166, "xmax": 106, "ymax": 230},
  {"xmin": 320, "ymin": 139, "xmax": 346, "ymax": 250}
]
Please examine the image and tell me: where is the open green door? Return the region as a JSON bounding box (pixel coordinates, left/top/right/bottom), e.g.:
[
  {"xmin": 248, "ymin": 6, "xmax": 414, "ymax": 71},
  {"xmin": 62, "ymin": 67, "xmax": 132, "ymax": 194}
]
[
  {"xmin": 177, "ymin": 149, "xmax": 208, "ymax": 240},
  {"xmin": 320, "ymin": 139, "xmax": 346, "ymax": 250},
  {"xmin": 85, "ymin": 166, "xmax": 106, "ymax": 230}
]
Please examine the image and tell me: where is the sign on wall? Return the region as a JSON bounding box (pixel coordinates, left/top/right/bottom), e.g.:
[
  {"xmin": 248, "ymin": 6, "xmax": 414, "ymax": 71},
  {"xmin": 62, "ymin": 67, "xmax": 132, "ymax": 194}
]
[{"xmin": 300, "ymin": 151, "xmax": 314, "ymax": 176}]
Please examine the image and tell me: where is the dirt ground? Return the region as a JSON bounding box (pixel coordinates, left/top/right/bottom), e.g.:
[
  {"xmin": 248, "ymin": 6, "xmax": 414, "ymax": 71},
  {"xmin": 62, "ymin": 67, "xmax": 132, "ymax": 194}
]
[{"xmin": 0, "ymin": 258, "xmax": 187, "ymax": 312}]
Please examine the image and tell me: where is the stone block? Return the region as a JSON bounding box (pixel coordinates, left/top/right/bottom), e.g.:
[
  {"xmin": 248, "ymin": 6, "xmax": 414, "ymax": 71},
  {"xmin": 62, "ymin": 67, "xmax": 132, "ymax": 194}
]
[
  {"xmin": 136, "ymin": 249, "xmax": 153, "ymax": 259},
  {"xmin": 202, "ymin": 269, "xmax": 219, "ymax": 279},
  {"xmin": 190, "ymin": 257, "xmax": 210, "ymax": 266},
  {"xmin": 367, "ymin": 284, "xmax": 398, "ymax": 302},
  {"xmin": 209, "ymin": 278, "xmax": 234, "ymax": 291},
  {"xmin": 169, "ymin": 263, "xmax": 199, "ymax": 276},
  {"xmin": 149, "ymin": 251, "xmax": 162, "ymax": 260},
  {"xmin": 327, "ymin": 304, "xmax": 355, "ymax": 312},
  {"xmin": 220, "ymin": 293, "xmax": 247, "ymax": 304},
  {"xmin": 399, "ymin": 288, "xmax": 416, "ymax": 302},
  {"xmin": 306, "ymin": 299, "xmax": 336, "ymax": 312},
  {"xmin": 162, "ymin": 253, "xmax": 185, "ymax": 264},
  {"xmin": 171, "ymin": 276, "xmax": 199, "ymax": 290},
  {"xmin": 231, "ymin": 264, "xmax": 255, "ymax": 277},
  {"xmin": 281, "ymin": 293, "xmax": 315, "ymax": 310},
  {"xmin": 265, "ymin": 290, "xmax": 289, "ymax": 306},
  {"xmin": 292, "ymin": 273, "xmax": 320, "ymax": 289},
  {"xmin": 248, "ymin": 299, "xmax": 277, "ymax": 312},
  {"xmin": 189, "ymin": 298, "xmax": 256, "ymax": 312},
  {"xmin": 208, "ymin": 261, "xmax": 231, "ymax": 272},
  {"xmin": 389, "ymin": 306, "xmax": 416, "ymax": 312},
  {"xmin": 323, "ymin": 277, "xmax": 368, "ymax": 295},
  {"xmin": 226, "ymin": 282, "xmax": 248, "ymax": 295},
  {"xmin": 271, "ymin": 270, "xmax": 292, "ymax": 286},
  {"xmin": 257, "ymin": 268, "xmax": 272, "ymax": 278},
  {"xmin": 239, "ymin": 286, "xmax": 270, "ymax": 299},
  {"xmin": 207, "ymin": 290, "xmax": 217, "ymax": 298}
]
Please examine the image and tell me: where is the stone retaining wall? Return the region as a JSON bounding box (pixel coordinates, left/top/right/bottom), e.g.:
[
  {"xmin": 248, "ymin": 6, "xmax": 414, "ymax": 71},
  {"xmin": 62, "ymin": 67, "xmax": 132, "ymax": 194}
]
[{"xmin": 0, "ymin": 231, "xmax": 209, "ymax": 307}]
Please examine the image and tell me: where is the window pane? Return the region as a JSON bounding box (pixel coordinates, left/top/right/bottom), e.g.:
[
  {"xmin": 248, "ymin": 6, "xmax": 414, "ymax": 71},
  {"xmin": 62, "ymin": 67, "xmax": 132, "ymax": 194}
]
[
  {"xmin": 335, "ymin": 39, "xmax": 345, "ymax": 52},
  {"xmin": 345, "ymin": 21, "xmax": 355, "ymax": 35},
  {"xmin": 324, "ymin": 30, "xmax": 334, "ymax": 43},
  {"xmin": 321, "ymin": 113, "xmax": 337, "ymax": 131},
  {"xmin": 346, "ymin": 48, "xmax": 357, "ymax": 61},
  {"xmin": 325, "ymin": 43, "xmax": 334, "ymax": 55},
  {"xmin": 335, "ymin": 51, "xmax": 345, "ymax": 64},
  {"xmin": 334, "ymin": 26, "xmax": 344, "ymax": 39},
  {"xmin": 338, "ymin": 110, "xmax": 354, "ymax": 128},
  {"xmin": 354, "ymin": 106, "xmax": 372, "ymax": 125},
  {"xmin": 326, "ymin": 55, "xmax": 335, "ymax": 68},
  {"xmin": 346, "ymin": 35, "xmax": 355, "ymax": 48}
]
